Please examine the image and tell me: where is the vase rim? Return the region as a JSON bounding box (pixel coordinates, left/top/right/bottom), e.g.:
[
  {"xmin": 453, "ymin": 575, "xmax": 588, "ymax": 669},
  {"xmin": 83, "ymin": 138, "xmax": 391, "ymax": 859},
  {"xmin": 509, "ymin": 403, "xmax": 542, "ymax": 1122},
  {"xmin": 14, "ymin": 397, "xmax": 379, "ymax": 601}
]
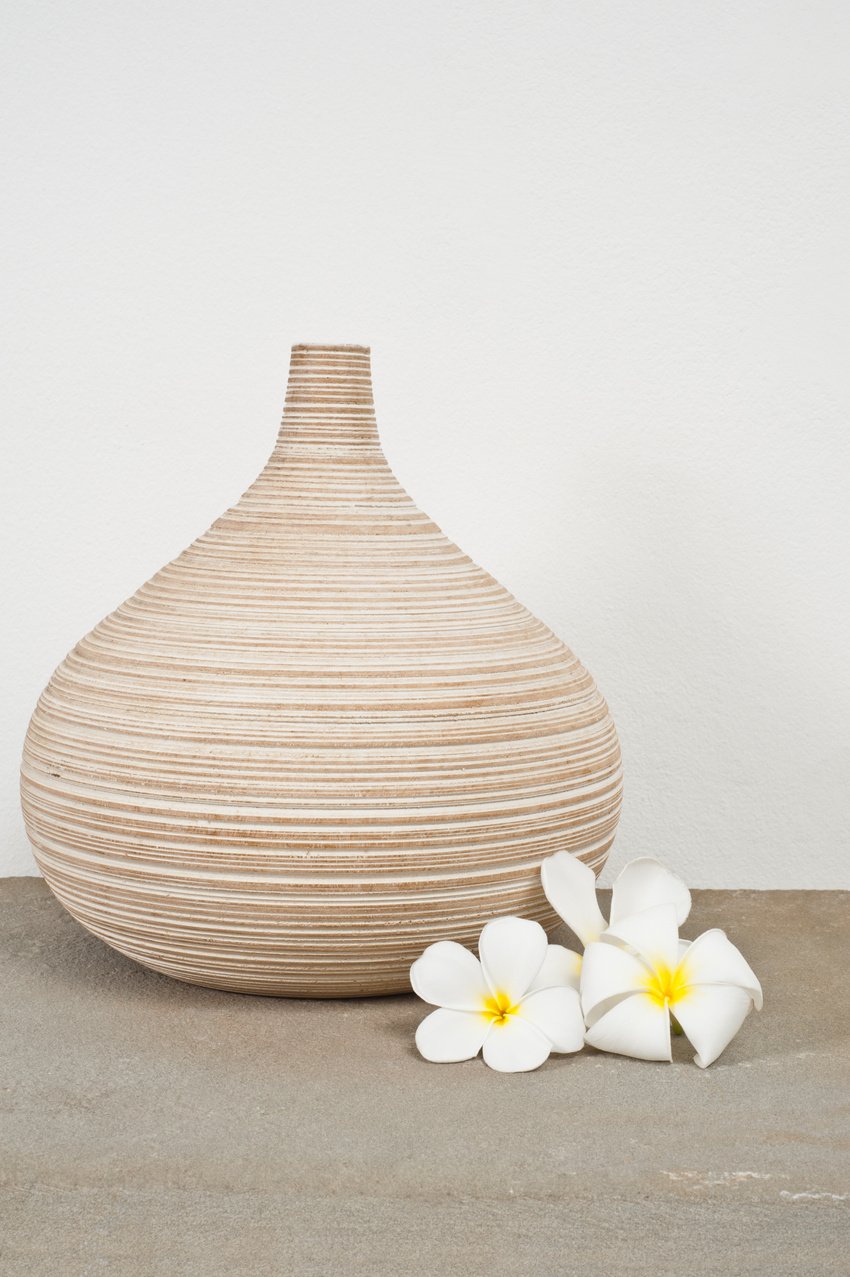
[{"xmin": 291, "ymin": 342, "xmax": 370, "ymax": 354}]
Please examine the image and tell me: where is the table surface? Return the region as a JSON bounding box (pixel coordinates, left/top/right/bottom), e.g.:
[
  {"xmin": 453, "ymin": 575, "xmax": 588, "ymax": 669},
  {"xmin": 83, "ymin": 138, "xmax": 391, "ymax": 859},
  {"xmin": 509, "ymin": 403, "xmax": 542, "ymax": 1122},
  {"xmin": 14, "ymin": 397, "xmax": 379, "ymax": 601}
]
[{"xmin": 1, "ymin": 880, "xmax": 847, "ymax": 1276}]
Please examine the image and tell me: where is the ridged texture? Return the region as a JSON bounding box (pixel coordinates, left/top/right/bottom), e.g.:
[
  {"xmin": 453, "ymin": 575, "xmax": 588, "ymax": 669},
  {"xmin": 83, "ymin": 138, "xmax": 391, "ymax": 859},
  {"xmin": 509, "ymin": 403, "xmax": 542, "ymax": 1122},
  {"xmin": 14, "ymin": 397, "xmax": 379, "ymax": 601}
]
[{"xmin": 21, "ymin": 344, "xmax": 622, "ymax": 996}]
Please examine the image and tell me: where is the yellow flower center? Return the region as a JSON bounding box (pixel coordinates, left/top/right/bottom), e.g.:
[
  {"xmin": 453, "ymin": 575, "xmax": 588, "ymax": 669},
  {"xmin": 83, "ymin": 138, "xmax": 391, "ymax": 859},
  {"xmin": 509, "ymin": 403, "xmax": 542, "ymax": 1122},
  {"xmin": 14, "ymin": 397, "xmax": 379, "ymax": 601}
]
[
  {"xmin": 481, "ymin": 991, "xmax": 520, "ymax": 1026},
  {"xmin": 644, "ymin": 961, "xmax": 690, "ymax": 1008}
]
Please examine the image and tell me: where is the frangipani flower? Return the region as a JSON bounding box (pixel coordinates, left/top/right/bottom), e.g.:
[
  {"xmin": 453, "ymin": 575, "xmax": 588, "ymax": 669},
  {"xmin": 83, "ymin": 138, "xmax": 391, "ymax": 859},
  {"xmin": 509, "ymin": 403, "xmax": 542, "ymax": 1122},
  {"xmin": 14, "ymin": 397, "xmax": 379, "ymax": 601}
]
[
  {"xmin": 411, "ymin": 916, "xmax": 585, "ymax": 1072},
  {"xmin": 581, "ymin": 902, "xmax": 763, "ymax": 1067},
  {"xmin": 541, "ymin": 851, "xmax": 762, "ymax": 1067},
  {"xmin": 541, "ymin": 851, "xmax": 692, "ymax": 950}
]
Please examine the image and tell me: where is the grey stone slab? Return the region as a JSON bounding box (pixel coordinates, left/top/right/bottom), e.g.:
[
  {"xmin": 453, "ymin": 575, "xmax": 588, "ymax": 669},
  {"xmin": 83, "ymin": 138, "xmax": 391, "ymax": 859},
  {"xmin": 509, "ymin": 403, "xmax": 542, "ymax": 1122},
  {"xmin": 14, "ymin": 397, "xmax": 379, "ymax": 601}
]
[{"xmin": 1, "ymin": 881, "xmax": 848, "ymax": 1275}]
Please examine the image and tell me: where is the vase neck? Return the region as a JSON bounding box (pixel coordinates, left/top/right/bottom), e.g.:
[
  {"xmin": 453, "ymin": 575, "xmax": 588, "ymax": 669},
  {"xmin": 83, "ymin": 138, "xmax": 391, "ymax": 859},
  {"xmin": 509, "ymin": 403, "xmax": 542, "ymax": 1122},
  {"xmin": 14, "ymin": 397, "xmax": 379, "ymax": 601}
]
[{"xmin": 276, "ymin": 344, "xmax": 380, "ymax": 455}]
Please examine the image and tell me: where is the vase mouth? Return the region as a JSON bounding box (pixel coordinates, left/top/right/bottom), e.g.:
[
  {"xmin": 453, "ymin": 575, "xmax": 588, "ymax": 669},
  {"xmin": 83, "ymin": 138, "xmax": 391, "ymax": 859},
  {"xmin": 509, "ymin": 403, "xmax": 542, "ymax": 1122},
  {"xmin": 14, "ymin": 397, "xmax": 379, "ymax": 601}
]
[{"xmin": 291, "ymin": 342, "xmax": 370, "ymax": 354}]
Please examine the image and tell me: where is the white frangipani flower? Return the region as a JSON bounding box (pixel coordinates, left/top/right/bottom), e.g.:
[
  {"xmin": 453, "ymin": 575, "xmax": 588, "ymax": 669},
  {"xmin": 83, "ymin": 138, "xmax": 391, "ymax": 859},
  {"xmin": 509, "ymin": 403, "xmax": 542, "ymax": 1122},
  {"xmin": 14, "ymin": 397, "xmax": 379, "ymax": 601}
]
[
  {"xmin": 581, "ymin": 902, "xmax": 763, "ymax": 1067},
  {"xmin": 411, "ymin": 916, "xmax": 584, "ymax": 1073},
  {"xmin": 541, "ymin": 852, "xmax": 692, "ymax": 949}
]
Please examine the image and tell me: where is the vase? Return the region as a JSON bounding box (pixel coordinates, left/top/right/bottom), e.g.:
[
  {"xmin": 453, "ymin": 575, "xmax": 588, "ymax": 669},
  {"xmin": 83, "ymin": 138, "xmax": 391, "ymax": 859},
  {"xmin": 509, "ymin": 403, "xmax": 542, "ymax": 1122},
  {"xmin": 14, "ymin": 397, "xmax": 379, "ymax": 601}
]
[{"xmin": 21, "ymin": 344, "xmax": 622, "ymax": 996}]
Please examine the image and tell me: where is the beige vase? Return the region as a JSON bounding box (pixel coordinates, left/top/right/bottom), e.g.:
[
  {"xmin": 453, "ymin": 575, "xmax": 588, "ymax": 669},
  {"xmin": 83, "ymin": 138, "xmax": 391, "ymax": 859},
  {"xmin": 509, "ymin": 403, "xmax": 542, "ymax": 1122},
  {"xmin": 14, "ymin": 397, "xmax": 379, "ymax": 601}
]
[{"xmin": 21, "ymin": 344, "xmax": 622, "ymax": 996}]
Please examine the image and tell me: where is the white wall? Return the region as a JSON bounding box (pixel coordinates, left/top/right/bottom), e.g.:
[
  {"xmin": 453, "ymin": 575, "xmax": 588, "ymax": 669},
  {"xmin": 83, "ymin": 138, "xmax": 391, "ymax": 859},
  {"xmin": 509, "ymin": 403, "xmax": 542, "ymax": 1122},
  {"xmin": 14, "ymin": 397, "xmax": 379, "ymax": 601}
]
[{"xmin": 2, "ymin": 1, "xmax": 848, "ymax": 885}]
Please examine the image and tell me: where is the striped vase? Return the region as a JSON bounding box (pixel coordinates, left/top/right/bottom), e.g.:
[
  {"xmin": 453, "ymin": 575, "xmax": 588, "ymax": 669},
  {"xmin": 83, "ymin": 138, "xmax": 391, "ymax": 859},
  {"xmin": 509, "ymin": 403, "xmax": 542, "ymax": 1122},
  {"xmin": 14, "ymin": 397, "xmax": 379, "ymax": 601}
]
[{"xmin": 21, "ymin": 344, "xmax": 622, "ymax": 996}]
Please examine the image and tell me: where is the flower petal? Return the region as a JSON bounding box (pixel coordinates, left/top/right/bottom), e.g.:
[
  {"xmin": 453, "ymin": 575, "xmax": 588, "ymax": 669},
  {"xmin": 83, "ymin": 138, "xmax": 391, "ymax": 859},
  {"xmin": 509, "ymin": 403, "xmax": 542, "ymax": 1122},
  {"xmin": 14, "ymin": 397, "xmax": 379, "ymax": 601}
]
[
  {"xmin": 519, "ymin": 986, "xmax": 585, "ymax": 1053},
  {"xmin": 478, "ymin": 916, "xmax": 548, "ymax": 1002},
  {"xmin": 526, "ymin": 944, "xmax": 582, "ymax": 993},
  {"xmin": 580, "ymin": 939, "xmax": 653, "ymax": 1023},
  {"xmin": 610, "ymin": 857, "xmax": 691, "ymax": 927},
  {"xmin": 603, "ymin": 902, "xmax": 680, "ymax": 974},
  {"xmin": 415, "ymin": 1008, "xmax": 491, "ymax": 1063},
  {"xmin": 482, "ymin": 1017, "xmax": 552, "ymax": 1072},
  {"xmin": 680, "ymin": 929, "xmax": 763, "ymax": 1009},
  {"xmin": 584, "ymin": 993, "xmax": 673, "ymax": 1062},
  {"xmin": 674, "ymin": 984, "xmax": 755, "ymax": 1068},
  {"xmin": 541, "ymin": 852, "xmax": 607, "ymax": 946},
  {"xmin": 410, "ymin": 941, "xmax": 489, "ymax": 1011}
]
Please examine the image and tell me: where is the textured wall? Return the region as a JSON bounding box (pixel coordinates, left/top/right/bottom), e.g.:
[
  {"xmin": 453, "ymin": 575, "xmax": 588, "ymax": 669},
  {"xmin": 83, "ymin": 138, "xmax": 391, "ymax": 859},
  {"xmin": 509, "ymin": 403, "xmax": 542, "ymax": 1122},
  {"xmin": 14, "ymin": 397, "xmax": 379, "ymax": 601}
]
[{"xmin": 2, "ymin": 1, "xmax": 847, "ymax": 885}]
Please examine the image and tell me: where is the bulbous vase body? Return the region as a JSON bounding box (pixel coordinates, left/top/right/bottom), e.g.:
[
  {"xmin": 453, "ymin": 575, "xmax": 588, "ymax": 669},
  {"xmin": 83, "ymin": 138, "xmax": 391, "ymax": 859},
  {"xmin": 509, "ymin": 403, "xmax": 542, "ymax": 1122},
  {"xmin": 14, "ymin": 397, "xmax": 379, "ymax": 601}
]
[{"xmin": 21, "ymin": 344, "xmax": 622, "ymax": 996}]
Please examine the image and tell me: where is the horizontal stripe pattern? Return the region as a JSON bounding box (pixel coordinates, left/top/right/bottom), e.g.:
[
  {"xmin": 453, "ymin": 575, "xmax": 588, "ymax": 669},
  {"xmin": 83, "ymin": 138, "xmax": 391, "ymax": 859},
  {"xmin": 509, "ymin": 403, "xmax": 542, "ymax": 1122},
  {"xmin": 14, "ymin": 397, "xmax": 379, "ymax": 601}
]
[{"xmin": 21, "ymin": 344, "xmax": 622, "ymax": 995}]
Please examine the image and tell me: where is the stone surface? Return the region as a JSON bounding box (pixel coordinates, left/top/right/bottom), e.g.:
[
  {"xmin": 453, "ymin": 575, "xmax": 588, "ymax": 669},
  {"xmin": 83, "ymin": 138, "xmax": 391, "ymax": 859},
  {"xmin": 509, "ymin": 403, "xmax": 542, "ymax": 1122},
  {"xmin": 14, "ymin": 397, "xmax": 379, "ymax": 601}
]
[{"xmin": 1, "ymin": 881, "xmax": 847, "ymax": 1276}]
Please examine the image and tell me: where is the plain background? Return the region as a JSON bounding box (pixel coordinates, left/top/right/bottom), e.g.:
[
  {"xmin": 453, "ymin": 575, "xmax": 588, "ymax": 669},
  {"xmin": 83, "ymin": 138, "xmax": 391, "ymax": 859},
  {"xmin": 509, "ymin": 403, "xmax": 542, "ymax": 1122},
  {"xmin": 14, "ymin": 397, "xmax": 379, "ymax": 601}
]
[{"xmin": 1, "ymin": 1, "xmax": 847, "ymax": 885}]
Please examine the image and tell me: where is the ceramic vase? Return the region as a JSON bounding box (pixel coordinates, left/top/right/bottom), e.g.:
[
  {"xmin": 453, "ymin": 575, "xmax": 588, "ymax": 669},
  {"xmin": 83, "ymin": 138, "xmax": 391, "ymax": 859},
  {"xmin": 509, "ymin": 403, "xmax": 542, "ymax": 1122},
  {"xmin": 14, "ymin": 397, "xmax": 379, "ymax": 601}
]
[{"xmin": 21, "ymin": 344, "xmax": 622, "ymax": 996}]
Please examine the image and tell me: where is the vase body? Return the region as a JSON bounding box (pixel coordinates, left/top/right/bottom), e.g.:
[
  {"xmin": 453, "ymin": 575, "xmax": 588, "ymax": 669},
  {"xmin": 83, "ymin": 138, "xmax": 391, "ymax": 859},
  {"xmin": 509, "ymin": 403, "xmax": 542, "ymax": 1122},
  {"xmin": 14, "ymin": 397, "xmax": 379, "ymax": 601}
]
[{"xmin": 21, "ymin": 344, "xmax": 622, "ymax": 996}]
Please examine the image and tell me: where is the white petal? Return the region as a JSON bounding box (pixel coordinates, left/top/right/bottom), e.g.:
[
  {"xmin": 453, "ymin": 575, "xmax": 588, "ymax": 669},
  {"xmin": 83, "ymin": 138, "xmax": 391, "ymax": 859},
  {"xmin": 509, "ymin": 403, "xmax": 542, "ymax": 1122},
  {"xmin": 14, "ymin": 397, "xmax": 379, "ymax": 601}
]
[
  {"xmin": 519, "ymin": 986, "xmax": 585, "ymax": 1053},
  {"xmin": 580, "ymin": 940, "xmax": 652, "ymax": 1023},
  {"xmin": 678, "ymin": 938, "xmax": 691, "ymax": 962},
  {"xmin": 526, "ymin": 944, "xmax": 582, "ymax": 993},
  {"xmin": 603, "ymin": 902, "xmax": 680, "ymax": 974},
  {"xmin": 681, "ymin": 929, "xmax": 763, "ymax": 1009},
  {"xmin": 415, "ymin": 1008, "xmax": 491, "ymax": 1063},
  {"xmin": 584, "ymin": 993, "xmax": 673, "ymax": 1062},
  {"xmin": 610, "ymin": 857, "xmax": 692, "ymax": 927},
  {"xmin": 478, "ymin": 916, "xmax": 548, "ymax": 1002},
  {"xmin": 674, "ymin": 984, "xmax": 755, "ymax": 1068},
  {"xmin": 540, "ymin": 852, "xmax": 607, "ymax": 946},
  {"xmin": 482, "ymin": 1017, "xmax": 552, "ymax": 1072},
  {"xmin": 410, "ymin": 941, "xmax": 489, "ymax": 1011}
]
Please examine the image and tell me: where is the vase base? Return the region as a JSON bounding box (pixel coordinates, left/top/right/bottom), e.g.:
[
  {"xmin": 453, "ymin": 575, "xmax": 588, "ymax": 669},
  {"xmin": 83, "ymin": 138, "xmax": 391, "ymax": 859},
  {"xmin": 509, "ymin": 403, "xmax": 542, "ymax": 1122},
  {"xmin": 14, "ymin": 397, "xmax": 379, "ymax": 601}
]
[{"xmin": 42, "ymin": 875, "xmax": 574, "ymax": 998}]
